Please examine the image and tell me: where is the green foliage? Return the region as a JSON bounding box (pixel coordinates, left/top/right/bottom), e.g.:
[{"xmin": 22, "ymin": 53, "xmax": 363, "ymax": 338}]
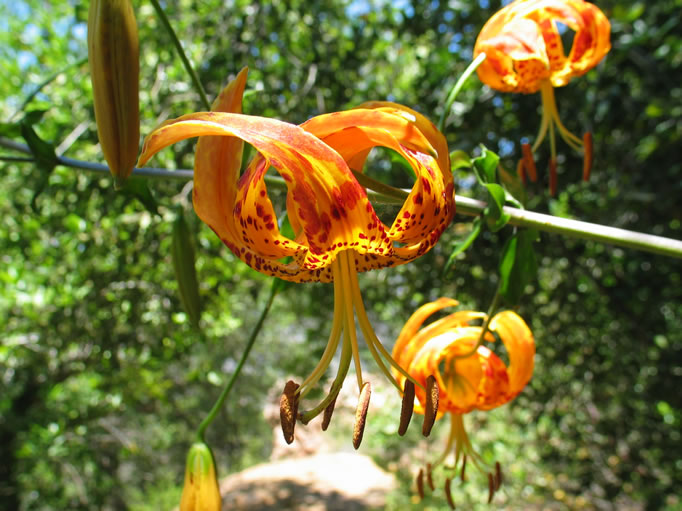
[{"xmin": 1, "ymin": 0, "xmax": 681, "ymax": 510}]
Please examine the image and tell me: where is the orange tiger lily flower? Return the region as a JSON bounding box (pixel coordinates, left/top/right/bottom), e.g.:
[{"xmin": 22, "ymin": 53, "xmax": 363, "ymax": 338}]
[
  {"xmin": 392, "ymin": 298, "xmax": 534, "ymax": 504},
  {"xmin": 138, "ymin": 68, "xmax": 455, "ymax": 444},
  {"xmin": 474, "ymin": 0, "xmax": 610, "ymax": 194}
]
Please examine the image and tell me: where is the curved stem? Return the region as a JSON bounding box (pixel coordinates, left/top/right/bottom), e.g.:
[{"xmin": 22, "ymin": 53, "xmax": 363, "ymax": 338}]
[
  {"xmin": 196, "ymin": 278, "xmax": 279, "ymax": 441},
  {"xmin": 453, "ymin": 282, "xmax": 502, "ymax": 359},
  {"xmin": 149, "ymin": 0, "xmax": 211, "ymax": 110},
  {"xmin": 3, "ymin": 136, "xmax": 682, "ymax": 259},
  {"xmin": 11, "ymin": 56, "xmax": 88, "ymax": 121},
  {"xmin": 438, "ymin": 52, "xmax": 488, "ymax": 132}
]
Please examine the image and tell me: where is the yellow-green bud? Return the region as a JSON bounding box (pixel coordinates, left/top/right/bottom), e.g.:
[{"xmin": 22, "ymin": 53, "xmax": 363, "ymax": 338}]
[
  {"xmin": 87, "ymin": 0, "xmax": 140, "ymax": 189},
  {"xmin": 180, "ymin": 443, "xmax": 221, "ymax": 511}
]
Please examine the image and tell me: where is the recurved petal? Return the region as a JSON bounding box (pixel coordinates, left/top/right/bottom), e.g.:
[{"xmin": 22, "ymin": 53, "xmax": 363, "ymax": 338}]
[
  {"xmin": 304, "ymin": 108, "xmax": 455, "ymax": 267},
  {"xmin": 193, "ymin": 67, "xmax": 247, "ymax": 247},
  {"xmin": 489, "ymin": 310, "xmax": 535, "ymax": 395},
  {"xmin": 393, "ymin": 297, "xmax": 459, "ymax": 370}
]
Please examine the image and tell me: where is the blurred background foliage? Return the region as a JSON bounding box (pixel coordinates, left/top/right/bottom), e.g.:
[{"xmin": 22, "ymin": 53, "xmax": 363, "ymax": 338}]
[{"xmin": 1, "ymin": 0, "xmax": 681, "ymax": 510}]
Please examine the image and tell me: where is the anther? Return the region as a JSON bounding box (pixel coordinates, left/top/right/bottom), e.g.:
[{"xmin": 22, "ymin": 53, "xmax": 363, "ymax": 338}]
[
  {"xmin": 487, "ymin": 472, "xmax": 495, "ymax": 504},
  {"xmin": 416, "ymin": 468, "xmax": 425, "ymax": 499},
  {"xmin": 521, "ymin": 143, "xmax": 538, "ymax": 182},
  {"xmin": 495, "ymin": 461, "xmax": 503, "ymax": 491},
  {"xmin": 398, "ymin": 379, "xmax": 415, "ymax": 436},
  {"xmin": 582, "ymin": 132, "xmax": 593, "ymax": 181},
  {"xmin": 279, "ymin": 380, "xmax": 299, "ymax": 445},
  {"xmin": 422, "ymin": 375, "xmax": 439, "ymax": 437},
  {"xmin": 461, "ymin": 454, "xmax": 467, "ymax": 482},
  {"xmin": 444, "ymin": 477, "xmax": 455, "ymax": 510},
  {"xmin": 352, "ymin": 381, "xmax": 371, "ymax": 449},
  {"xmin": 321, "ymin": 393, "xmax": 337, "ymax": 431},
  {"xmin": 549, "ymin": 157, "xmax": 558, "ymax": 196},
  {"xmin": 516, "ymin": 158, "xmax": 526, "ymax": 184},
  {"xmin": 426, "ymin": 462, "xmax": 435, "ymax": 491}
]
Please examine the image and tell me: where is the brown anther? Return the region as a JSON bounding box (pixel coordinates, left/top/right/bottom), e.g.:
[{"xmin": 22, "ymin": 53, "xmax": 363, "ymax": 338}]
[
  {"xmin": 516, "ymin": 158, "xmax": 526, "ymax": 184},
  {"xmin": 422, "ymin": 375, "xmax": 439, "ymax": 437},
  {"xmin": 495, "ymin": 461, "xmax": 503, "ymax": 491},
  {"xmin": 352, "ymin": 381, "xmax": 371, "ymax": 450},
  {"xmin": 582, "ymin": 132, "xmax": 593, "ymax": 181},
  {"xmin": 321, "ymin": 393, "xmax": 337, "ymax": 431},
  {"xmin": 279, "ymin": 380, "xmax": 299, "ymax": 445},
  {"xmin": 461, "ymin": 454, "xmax": 467, "ymax": 482},
  {"xmin": 426, "ymin": 462, "xmax": 435, "ymax": 491},
  {"xmin": 549, "ymin": 157, "xmax": 558, "ymax": 197},
  {"xmin": 398, "ymin": 379, "xmax": 415, "ymax": 436},
  {"xmin": 487, "ymin": 472, "xmax": 495, "ymax": 504},
  {"xmin": 444, "ymin": 477, "xmax": 455, "ymax": 510},
  {"xmin": 521, "ymin": 143, "xmax": 538, "ymax": 182},
  {"xmin": 416, "ymin": 468, "xmax": 425, "ymax": 499}
]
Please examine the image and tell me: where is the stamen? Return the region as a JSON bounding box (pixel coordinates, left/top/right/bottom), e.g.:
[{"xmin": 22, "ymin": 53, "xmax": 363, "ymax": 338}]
[
  {"xmin": 516, "ymin": 158, "xmax": 526, "ymax": 184},
  {"xmin": 426, "ymin": 462, "xmax": 435, "ymax": 491},
  {"xmin": 549, "ymin": 157, "xmax": 558, "ymax": 196},
  {"xmin": 338, "ymin": 252, "xmax": 364, "ymax": 391},
  {"xmin": 279, "ymin": 380, "xmax": 299, "ymax": 445},
  {"xmin": 495, "ymin": 461, "xmax": 503, "ymax": 491},
  {"xmin": 444, "ymin": 477, "xmax": 455, "ymax": 509},
  {"xmin": 521, "ymin": 143, "xmax": 537, "ymax": 182},
  {"xmin": 416, "ymin": 469, "xmax": 425, "ymax": 499},
  {"xmin": 352, "ymin": 381, "xmax": 371, "ymax": 449},
  {"xmin": 422, "ymin": 375, "xmax": 439, "ymax": 437},
  {"xmin": 487, "ymin": 473, "xmax": 495, "ymax": 503},
  {"xmin": 582, "ymin": 132, "xmax": 593, "ymax": 181},
  {"xmin": 321, "ymin": 391, "xmax": 338, "ymax": 431},
  {"xmin": 398, "ymin": 379, "xmax": 415, "ymax": 436},
  {"xmin": 461, "ymin": 454, "xmax": 467, "ymax": 482}
]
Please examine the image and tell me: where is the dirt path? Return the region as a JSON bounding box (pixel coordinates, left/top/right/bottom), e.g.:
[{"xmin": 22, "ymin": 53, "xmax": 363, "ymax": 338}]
[{"xmin": 217, "ymin": 378, "xmax": 398, "ymax": 510}]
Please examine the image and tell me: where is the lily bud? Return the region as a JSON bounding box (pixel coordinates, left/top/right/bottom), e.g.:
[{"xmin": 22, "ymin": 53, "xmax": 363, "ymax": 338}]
[
  {"xmin": 88, "ymin": 0, "xmax": 140, "ymax": 189},
  {"xmin": 180, "ymin": 442, "xmax": 221, "ymax": 511}
]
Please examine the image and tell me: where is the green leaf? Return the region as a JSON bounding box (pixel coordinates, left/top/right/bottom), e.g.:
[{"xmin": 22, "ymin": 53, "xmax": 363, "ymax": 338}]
[
  {"xmin": 120, "ymin": 177, "xmax": 160, "ymax": 216},
  {"xmin": 443, "ymin": 217, "xmax": 481, "ymax": 275},
  {"xmin": 20, "ymin": 122, "xmax": 58, "ymax": 170},
  {"xmin": 499, "ymin": 229, "xmax": 539, "ymax": 305},
  {"xmin": 172, "ymin": 210, "xmax": 202, "ymax": 329},
  {"xmin": 472, "ymin": 145, "xmax": 500, "ymax": 184},
  {"xmin": 484, "ymin": 183, "xmax": 511, "ymax": 232},
  {"xmin": 450, "ymin": 149, "xmax": 471, "ymax": 170}
]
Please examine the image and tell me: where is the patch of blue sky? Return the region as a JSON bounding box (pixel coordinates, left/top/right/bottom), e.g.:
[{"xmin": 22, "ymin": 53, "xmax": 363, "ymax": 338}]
[{"xmin": 346, "ymin": 0, "xmax": 414, "ymax": 18}]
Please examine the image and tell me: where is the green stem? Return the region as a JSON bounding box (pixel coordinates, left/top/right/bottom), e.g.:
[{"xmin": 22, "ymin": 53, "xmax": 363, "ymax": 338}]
[
  {"xmin": 454, "ymin": 282, "xmax": 502, "ymax": 359},
  {"xmin": 149, "ymin": 0, "xmax": 211, "ymax": 111},
  {"xmin": 10, "ymin": 56, "xmax": 88, "ymax": 121},
  {"xmin": 195, "ymin": 278, "xmax": 279, "ymax": 441},
  {"xmin": 438, "ymin": 52, "xmax": 487, "ymax": 132},
  {"xmin": 3, "ymin": 137, "xmax": 682, "ymax": 260}
]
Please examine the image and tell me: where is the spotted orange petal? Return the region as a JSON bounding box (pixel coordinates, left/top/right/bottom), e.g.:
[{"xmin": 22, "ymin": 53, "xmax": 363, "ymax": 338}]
[
  {"xmin": 489, "ymin": 310, "xmax": 535, "ymax": 397},
  {"xmin": 474, "ymin": 0, "xmax": 611, "ymax": 93}
]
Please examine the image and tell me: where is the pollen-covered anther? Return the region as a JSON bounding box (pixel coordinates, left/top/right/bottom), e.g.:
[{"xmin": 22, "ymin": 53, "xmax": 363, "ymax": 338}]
[
  {"xmin": 352, "ymin": 382, "xmax": 371, "ymax": 449},
  {"xmin": 521, "ymin": 143, "xmax": 538, "ymax": 182},
  {"xmin": 279, "ymin": 380, "xmax": 300, "ymax": 445},
  {"xmin": 426, "ymin": 463, "xmax": 435, "ymax": 491},
  {"xmin": 398, "ymin": 379, "xmax": 415, "ymax": 436},
  {"xmin": 321, "ymin": 393, "xmax": 337, "ymax": 431},
  {"xmin": 583, "ymin": 132, "xmax": 593, "ymax": 182},
  {"xmin": 549, "ymin": 157, "xmax": 558, "ymax": 196},
  {"xmin": 495, "ymin": 461, "xmax": 503, "ymax": 491},
  {"xmin": 487, "ymin": 472, "xmax": 495, "ymax": 504},
  {"xmin": 444, "ymin": 477, "xmax": 455, "ymax": 509},
  {"xmin": 422, "ymin": 375, "xmax": 439, "ymax": 437},
  {"xmin": 416, "ymin": 468, "xmax": 425, "ymax": 499},
  {"xmin": 461, "ymin": 454, "xmax": 467, "ymax": 482}
]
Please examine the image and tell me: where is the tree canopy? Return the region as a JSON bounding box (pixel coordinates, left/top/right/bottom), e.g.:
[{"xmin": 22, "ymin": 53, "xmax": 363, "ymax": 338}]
[{"xmin": 1, "ymin": 1, "xmax": 681, "ymax": 510}]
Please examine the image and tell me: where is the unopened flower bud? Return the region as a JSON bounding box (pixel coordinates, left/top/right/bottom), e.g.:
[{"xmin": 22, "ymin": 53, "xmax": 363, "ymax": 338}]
[
  {"xmin": 180, "ymin": 442, "xmax": 221, "ymax": 511},
  {"xmin": 88, "ymin": 0, "xmax": 140, "ymax": 188}
]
